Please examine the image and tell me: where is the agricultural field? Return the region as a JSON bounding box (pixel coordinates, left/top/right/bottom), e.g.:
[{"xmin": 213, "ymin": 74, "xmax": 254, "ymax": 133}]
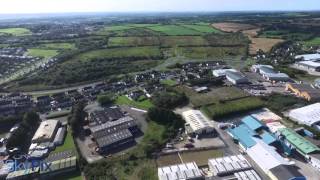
[
  {"xmin": 180, "ymin": 24, "xmax": 222, "ymax": 34},
  {"xmin": 211, "ymin": 23, "xmax": 256, "ymax": 32},
  {"xmin": 108, "ymin": 36, "xmax": 160, "ymax": 47},
  {"xmin": 36, "ymin": 42, "xmax": 76, "ymax": 50},
  {"xmin": 201, "ymin": 97, "xmax": 264, "ymax": 119},
  {"xmin": 27, "ymin": 49, "xmax": 59, "ymax": 59},
  {"xmin": 160, "ymin": 36, "xmax": 209, "ymax": 47},
  {"xmin": 0, "ymin": 28, "xmax": 32, "ymax": 36},
  {"xmin": 303, "ymin": 37, "xmax": 320, "ymax": 46},
  {"xmin": 175, "ymin": 86, "xmax": 247, "ymax": 107},
  {"xmin": 146, "ymin": 25, "xmax": 203, "ymax": 36},
  {"xmin": 177, "ymin": 46, "xmax": 247, "ymax": 59}
]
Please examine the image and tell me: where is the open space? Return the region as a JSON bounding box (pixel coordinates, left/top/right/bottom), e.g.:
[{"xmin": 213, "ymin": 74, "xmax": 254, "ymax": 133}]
[{"xmin": 0, "ymin": 28, "xmax": 32, "ymax": 36}]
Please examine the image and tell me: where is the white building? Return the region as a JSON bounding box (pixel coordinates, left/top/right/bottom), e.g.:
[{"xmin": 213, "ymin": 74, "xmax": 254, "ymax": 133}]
[
  {"xmin": 295, "ymin": 54, "xmax": 320, "ymax": 61},
  {"xmin": 212, "ymin": 69, "xmax": 237, "ymax": 77},
  {"xmin": 225, "ymin": 71, "xmax": 249, "ymax": 85},
  {"xmin": 182, "ymin": 110, "xmax": 215, "ymax": 136},
  {"xmin": 296, "ymin": 60, "xmax": 320, "ymax": 72},
  {"xmin": 288, "ymin": 103, "xmax": 320, "ymax": 129},
  {"xmin": 251, "ymin": 65, "xmax": 290, "ymax": 82},
  {"xmin": 158, "ymin": 162, "xmax": 203, "ymax": 180},
  {"xmin": 31, "ymin": 120, "xmax": 60, "ymax": 143}
]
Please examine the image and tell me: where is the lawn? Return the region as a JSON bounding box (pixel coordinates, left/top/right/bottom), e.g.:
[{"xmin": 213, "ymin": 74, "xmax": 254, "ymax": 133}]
[
  {"xmin": 37, "ymin": 43, "xmax": 76, "ymax": 50},
  {"xmin": 52, "ymin": 129, "xmax": 76, "ymax": 153},
  {"xmin": 181, "ymin": 24, "xmax": 222, "ymax": 34},
  {"xmin": 74, "ymin": 47, "xmax": 163, "ymax": 61},
  {"xmin": 147, "ymin": 25, "xmax": 202, "ymax": 36},
  {"xmin": 303, "ymin": 37, "xmax": 320, "ymax": 46},
  {"xmin": 201, "ymin": 97, "xmax": 264, "ymax": 119},
  {"xmin": 108, "ymin": 36, "xmax": 160, "ymax": 47},
  {"xmin": 27, "ymin": 49, "xmax": 59, "ymax": 59},
  {"xmin": 175, "ymin": 86, "xmax": 247, "ymax": 107},
  {"xmin": 160, "ymin": 79, "xmax": 178, "ymax": 86},
  {"xmin": 115, "ymin": 95, "xmax": 154, "ymax": 110},
  {"xmin": 0, "ymin": 28, "xmax": 32, "ymax": 36}
]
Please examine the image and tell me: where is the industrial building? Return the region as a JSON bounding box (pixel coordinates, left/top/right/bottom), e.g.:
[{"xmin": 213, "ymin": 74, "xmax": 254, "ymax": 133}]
[
  {"xmin": 158, "ymin": 162, "xmax": 203, "ymax": 180},
  {"xmin": 88, "ymin": 107, "xmax": 124, "ymax": 126},
  {"xmin": 31, "ymin": 120, "xmax": 60, "ymax": 143},
  {"xmin": 288, "ymin": 103, "xmax": 320, "ymax": 130},
  {"xmin": 295, "ymin": 54, "xmax": 320, "ymax": 61},
  {"xmin": 53, "ymin": 126, "xmax": 66, "ymax": 146},
  {"xmin": 212, "ymin": 68, "xmax": 237, "ymax": 77},
  {"xmin": 182, "ymin": 110, "xmax": 215, "ymax": 137},
  {"xmin": 208, "ymin": 154, "xmax": 261, "ymax": 180},
  {"xmin": 251, "ymin": 64, "xmax": 291, "ymax": 82},
  {"xmin": 225, "ymin": 71, "xmax": 249, "ymax": 85},
  {"xmin": 286, "ymin": 83, "xmax": 320, "ymax": 101},
  {"xmin": 296, "ymin": 60, "xmax": 320, "ymax": 72}
]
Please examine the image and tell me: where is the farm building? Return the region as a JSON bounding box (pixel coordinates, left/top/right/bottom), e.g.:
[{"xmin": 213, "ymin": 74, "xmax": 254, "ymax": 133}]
[
  {"xmin": 225, "ymin": 71, "xmax": 249, "ymax": 85},
  {"xmin": 212, "ymin": 68, "xmax": 237, "ymax": 77},
  {"xmin": 31, "ymin": 120, "xmax": 60, "ymax": 143},
  {"xmin": 182, "ymin": 110, "xmax": 215, "ymax": 137},
  {"xmin": 158, "ymin": 162, "xmax": 203, "ymax": 180},
  {"xmin": 275, "ymin": 128, "xmax": 320, "ymax": 171},
  {"xmin": 246, "ymin": 138, "xmax": 305, "ymax": 180},
  {"xmin": 251, "ymin": 65, "xmax": 290, "ymax": 82},
  {"xmin": 295, "ymin": 54, "xmax": 320, "ymax": 61},
  {"xmin": 285, "ymin": 83, "xmax": 320, "ymax": 101},
  {"xmin": 208, "ymin": 154, "xmax": 261, "ymax": 180},
  {"xmin": 288, "ymin": 103, "xmax": 320, "ymax": 129}
]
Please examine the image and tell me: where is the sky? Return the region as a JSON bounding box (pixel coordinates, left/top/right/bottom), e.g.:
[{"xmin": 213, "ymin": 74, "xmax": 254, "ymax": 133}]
[{"xmin": 0, "ymin": 0, "xmax": 319, "ymax": 14}]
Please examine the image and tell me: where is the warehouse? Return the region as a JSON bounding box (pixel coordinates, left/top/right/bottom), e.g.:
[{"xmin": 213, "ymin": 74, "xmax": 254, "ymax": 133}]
[
  {"xmin": 268, "ymin": 165, "xmax": 306, "ymax": 180},
  {"xmin": 40, "ymin": 156, "xmax": 77, "ymax": 178},
  {"xmin": 225, "ymin": 71, "xmax": 249, "ymax": 85},
  {"xmin": 182, "ymin": 110, "xmax": 215, "ymax": 137},
  {"xmin": 53, "ymin": 126, "xmax": 66, "ymax": 146},
  {"xmin": 88, "ymin": 107, "xmax": 124, "ymax": 125},
  {"xmin": 158, "ymin": 162, "xmax": 203, "ymax": 180},
  {"xmin": 295, "ymin": 54, "xmax": 320, "ymax": 61},
  {"xmin": 285, "ymin": 83, "xmax": 320, "ymax": 101},
  {"xmin": 288, "ymin": 103, "xmax": 320, "ymax": 129},
  {"xmin": 212, "ymin": 68, "xmax": 237, "ymax": 77},
  {"xmin": 296, "ymin": 60, "xmax": 320, "ymax": 72},
  {"xmin": 95, "ymin": 129, "xmax": 134, "ymax": 153},
  {"xmin": 32, "ymin": 120, "xmax": 60, "ymax": 143},
  {"xmin": 251, "ymin": 64, "xmax": 290, "ymax": 82}
]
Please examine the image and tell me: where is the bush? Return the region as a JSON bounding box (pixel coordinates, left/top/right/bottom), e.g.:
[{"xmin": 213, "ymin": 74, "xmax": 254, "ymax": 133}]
[
  {"xmin": 97, "ymin": 94, "xmax": 115, "ymax": 106},
  {"xmin": 151, "ymin": 90, "xmax": 188, "ymax": 109}
]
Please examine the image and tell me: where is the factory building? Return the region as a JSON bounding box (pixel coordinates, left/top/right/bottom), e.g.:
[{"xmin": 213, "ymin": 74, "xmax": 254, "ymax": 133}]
[
  {"xmin": 251, "ymin": 64, "xmax": 291, "ymax": 82},
  {"xmin": 182, "ymin": 110, "xmax": 215, "ymax": 137},
  {"xmin": 288, "ymin": 103, "xmax": 320, "ymax": 130},
  {"xmin": 295, "ymin": 54, "xmax": 320, "ymax": 61},
  {"xmin": 285, "ymin": 83, "xmax": 320, "ymax": 101},
  {"xmin": 295, "ymin": 54, "xmax": 320, "ymax": 72},
  {"xmin": 158, "ymin": 162, "xmax": 203, "ymax": 180},
  {"xmin": 225, "ymin": 71, "xmax": 249, "ymax": 85},
  {"xmin": 31, "ymin": 120, "xmax": 60, "ymax": 143},
  {"xmin": 212, "ymin": 68, "xmax": 237, "ymax": 77}
]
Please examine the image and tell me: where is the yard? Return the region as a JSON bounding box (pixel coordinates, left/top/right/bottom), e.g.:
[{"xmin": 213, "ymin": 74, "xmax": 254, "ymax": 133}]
[
  {"xmin": 52, "ymin": 128, "xmax": 76, "ymax": 153},
  {"xmin": 115, "ymin": 95, "xmax": 154, "ymax": 110}
]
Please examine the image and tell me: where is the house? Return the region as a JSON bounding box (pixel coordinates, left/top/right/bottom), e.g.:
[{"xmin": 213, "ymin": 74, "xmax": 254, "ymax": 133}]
[
  {"xmin": 288, "ymin": 103, "xmax": 320, "ymax": 130},
  {"xmin": 32, "ymin": 120, "xmax": 60, "ymax": 143},
  {"xmin": 158, "ymin": 162, "xmax": 203, "ymax": 180},
  {"xmin": 285, "ymin": 83, "xmax": 320, "ymax": 101},
  {"xmin": 182, "ymin": 110, "xmax": 215, "ymax": 137}
]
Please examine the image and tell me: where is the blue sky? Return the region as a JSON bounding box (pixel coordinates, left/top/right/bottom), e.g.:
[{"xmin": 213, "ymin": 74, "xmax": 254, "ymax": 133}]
[{"xmin": 0, "ymin": 0, "xmax": 319, "ymax": 14}]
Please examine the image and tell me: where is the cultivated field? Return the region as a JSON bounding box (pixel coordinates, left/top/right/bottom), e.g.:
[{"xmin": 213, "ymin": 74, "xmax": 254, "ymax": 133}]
[
  {"xmin": 108, "ymin": 36, "xmax": 160, "ymax": 47},
  {"xmin": 211, "ymin": 23, "xmax": 256, "ymax": 32},
  {"xmin": 37, "ymin": 43, "xmax": 76, "ymax": 50},
  {"xmin": 177, "ymin": 46, "xmax": 247, "ymax": 59},
  {"xmin": 27, "ymin": 49, "xmax": 59, "ymax": 59},
  {"xmin": 146, "ymin": 25, "xmax": 203, "ymax": 36},
  {"xmin": 303, "ymin": 37, "xmax": 320, "ymax": 46}
]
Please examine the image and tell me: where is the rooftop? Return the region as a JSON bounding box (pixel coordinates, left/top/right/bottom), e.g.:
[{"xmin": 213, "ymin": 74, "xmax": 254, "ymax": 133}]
[
  {"xmin": 269, "ymin": 165, "xmax": 305, "ymax": 180},
  {"xmin": 295, "ymin": 54, "xmax": 320, "ymax": 61},
  {"xmin": 288, "ymin": 103, "xmax": 320, "ymax": 126},
  {"xmin": 278, "ymin": 128, "xmax": 320, "ymax": 155},
  {"xmin": 228, "ymin": 124, "xmax": 257, "ymax": 149},
  {"xmin": 31, "ymin": 120, "xmax": 59, "ymax": 143},
  {"xmin": 158, "ymin": 162, "xmax": 202, "ymax": 180},
  {"xmin": 241, "ymin": 116, "xmax": 265, "ymax": 131},
  {"xmin": 96, "ymin": 129, "xmax": 133, "ymax": 148},
  {"xmin": 182, "ymin": 110, "xmax": 215, "ymax": 133}
]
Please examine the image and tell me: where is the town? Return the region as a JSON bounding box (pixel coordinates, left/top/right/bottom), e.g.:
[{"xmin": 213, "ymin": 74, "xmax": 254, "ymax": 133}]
[{"xmin": 1, "ymin": 8, "xmax": 320, "ymax": 180}]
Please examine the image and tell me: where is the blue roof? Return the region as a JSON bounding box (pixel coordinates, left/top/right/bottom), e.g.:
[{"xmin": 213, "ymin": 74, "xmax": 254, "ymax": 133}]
[
  {"xmin": 261, "ymin": 131, "xmax": 277, "ymax": 145},
  {"xmin": 228, "ymin": 124, "xmax": 257, "ymax": 148},
  {"xmin": 242, "ymin": 116, "xmax": 264, "ymax": 131}
]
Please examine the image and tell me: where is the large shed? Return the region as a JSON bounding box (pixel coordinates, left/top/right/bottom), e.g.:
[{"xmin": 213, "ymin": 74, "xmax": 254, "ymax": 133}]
[
  {"xmin": 158, "ymin": 162, "xmax": 203, "ymax": 180},
  {"xmin": 288, "ymin": 103, "xmax": 320, "ymax": 128},
  {"xmin": 32, "ymin": 120, "xmax": 60, "ymax": 143},
  {"xmin": 182, "ymin": 110, "xmax": 215, "ymax": 136}
]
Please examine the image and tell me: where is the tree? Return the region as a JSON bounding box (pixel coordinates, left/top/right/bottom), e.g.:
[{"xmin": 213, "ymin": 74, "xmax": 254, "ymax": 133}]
[
  {"xmin": 69, "ymin": 102, "xmax": 87, "ymax": 135},
  {"xmin": 151, "ymin": 90, "xmax": 188, "ymax": 109},
  {"xmin": 97, "ymin": 94, "xmax": 114, "ymax": 106}
]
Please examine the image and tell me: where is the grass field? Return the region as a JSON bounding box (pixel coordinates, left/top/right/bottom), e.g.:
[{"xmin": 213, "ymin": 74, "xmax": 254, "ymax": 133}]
[
  {"xmin": 0, "ymin": 28, "xmax": 32, "ymax": 36},
  {"xmin": 74, "ymin": 47, "xmax": 162, "ymax": 61},
  {"xmin": 303, "ymin": 37, "xmax": 320, "ymax": 46},
  {"xmin": 147, "ymin": 25, "xmax": 202, "ymax": 36},
  {"xmin": 108, "ymin": 36, "xmax": 160, "ymax": 47},
  {"xmin": 177, "ymin": 46, "xmax": 247, "ymax": 59},
  {"xmin": 175, "ymin": 86, "xmax": 247, "ymax": 107},
  {"xmin": 160, "ymin": 79, "xmax": 178, "ymax": 86},
  {"xmin": 96, "ymin": 25, "xmax": 136, "ymax": 34},
  {"xmin": 115, "ymin": 95, "xmax": 154, "ymax": 110},
  {"xmin": 211, "ymin": 23, "xmax": 256, "ymax": 32},
  {"xmin": 37, "ymin": 43, "xmax": 76, "ymax": 50},
  {"xmin": 27, "ymin": 49, "xmax": 59, "ymax": 59},
  {"xmin": 201, "ymin": 97, "xmax": 264, "ymax": 119},
  {"xmin": 160, "ymin": 36, "xmax": 209, "ymax": 47},
  {"xmin": 52, "ymin": 129, "xmax": 76, "ymax": 153},
  {"xmin": 181, "ymin": 24, "xmax": 222, "ymax": 34}
]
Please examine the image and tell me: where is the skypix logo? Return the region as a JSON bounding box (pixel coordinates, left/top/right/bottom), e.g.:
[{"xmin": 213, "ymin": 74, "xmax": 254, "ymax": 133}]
[{"xmin": 2, "ymin": 155, "xmax": 52, "ymax": 174}]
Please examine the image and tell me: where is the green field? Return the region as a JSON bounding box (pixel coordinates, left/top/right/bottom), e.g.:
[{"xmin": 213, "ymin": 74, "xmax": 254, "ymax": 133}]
[
  {"xmin": 160, "ymin": 36, "xmax": 209, "ymax": 47},
  {"xmin": 37, "ymin": 43, "xmax": 76, "ymax": 50},
  {"xmin": 108, "ymin": 36, "xmax": 160, "ymax": 47},
  {"xmin": 303, "ymin": 37, "xmax": 320, "ymax": 46},
  {"xmin": 201, "ymin": 97, "xmax": 264, "ymax": 119},
  {"xmin": 115, "ymin": 95, "xmax": 154, "ymax": 110},
  {"xmin": 177, "ymin": 46, "xmax": 247, "ymax": 59},
  {"xmin": 52, "ymin": 129, "xmax": 76, "ymax": 153},
  {"xmin": 181, "ymin": 24, "xmax": 221, "ymax": 33},
  {"xmin": 160, "ymin": 79, "xmax": 178, "ymax": 86},
  {"xmin": 147, "ymin": 25, "xmax": 202, "ymax": 36},
  {"xmin": 74, "ymin": 47, "xmax": 162, "ymax": 61},
  {"xmin": 27, "ymin": 49, "xmax": 59, "ymax": 59},
  {"xmin": 0, "ymin": 28, "xmax": 32, "ymax": 36}
]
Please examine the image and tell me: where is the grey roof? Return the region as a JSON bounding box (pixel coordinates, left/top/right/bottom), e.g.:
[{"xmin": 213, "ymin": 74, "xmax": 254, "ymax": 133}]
[
  {"xmin": 96, "ymin": 129, "xmax": 133, "ymax": 148},
  {"xmin": 91, "ymin": 116, "xmax": 136, "ymax": 138},
  {"xmin": 269, "ymin": 165, "xmax": 305, "ymax": 179},
  {"xmin": 90, "ymin": 107, "xmax": 124, "ymax": 124},
  {"xmin": 259, "ymin": 66, "xmax": 277, "ymax": 74},
  {"xmin": 225, "ymin": 71, "xmax": 248, "ymax": 81},
  {"xmin": 53, "ymin": 127, "xmax": 66, "ymax": 145},
  {"xmin": 40, "ymin": 156, "xmax": 77, "ymax": 175}
]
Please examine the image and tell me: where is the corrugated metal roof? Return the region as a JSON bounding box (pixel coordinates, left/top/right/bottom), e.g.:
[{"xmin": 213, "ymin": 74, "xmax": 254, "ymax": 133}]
[
  {"xmin": 228, "ymin": 124, "xmax": 257, "ymax": 148},
  {"xmin": 242, "ymin": 116, "xmax": 264, "ymax": 131},
  {"xmin": 261, "ymin": 131, "xmax": 277, "ymax": 145},
  {"xmin": 278, "ymin": 128, "xmax": 320, "ymax": 155}
]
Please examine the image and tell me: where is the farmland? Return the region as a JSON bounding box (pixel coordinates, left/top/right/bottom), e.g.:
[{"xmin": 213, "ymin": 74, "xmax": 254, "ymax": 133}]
[
  {"xmin": 108, "ymin": 36, "xmax": 160, "ymax": 47},
  {"xmin": 0, "ymin": 28, "xmax": 32, "ymax": 36},
  {"xmin": 303, "ymin": 37, "xmax": 320, "ymax": 46},
  {"xmin": 36, "ymin": 43, "xmax": 76, "ymax": 50},
  {"xmin": 211, "ymin": 23, "xmax": 256, "ymax": 32},
  {"xmin": 27, "ymin": 49, "xmax": 59, "ymax": 59},
  {"xmin": 146, "ymin": 25, "xmax": 203, "ymax": 36},
  {"xmin": 177, "ymin": 46, "xmax": 247, "ymax": 59}
]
